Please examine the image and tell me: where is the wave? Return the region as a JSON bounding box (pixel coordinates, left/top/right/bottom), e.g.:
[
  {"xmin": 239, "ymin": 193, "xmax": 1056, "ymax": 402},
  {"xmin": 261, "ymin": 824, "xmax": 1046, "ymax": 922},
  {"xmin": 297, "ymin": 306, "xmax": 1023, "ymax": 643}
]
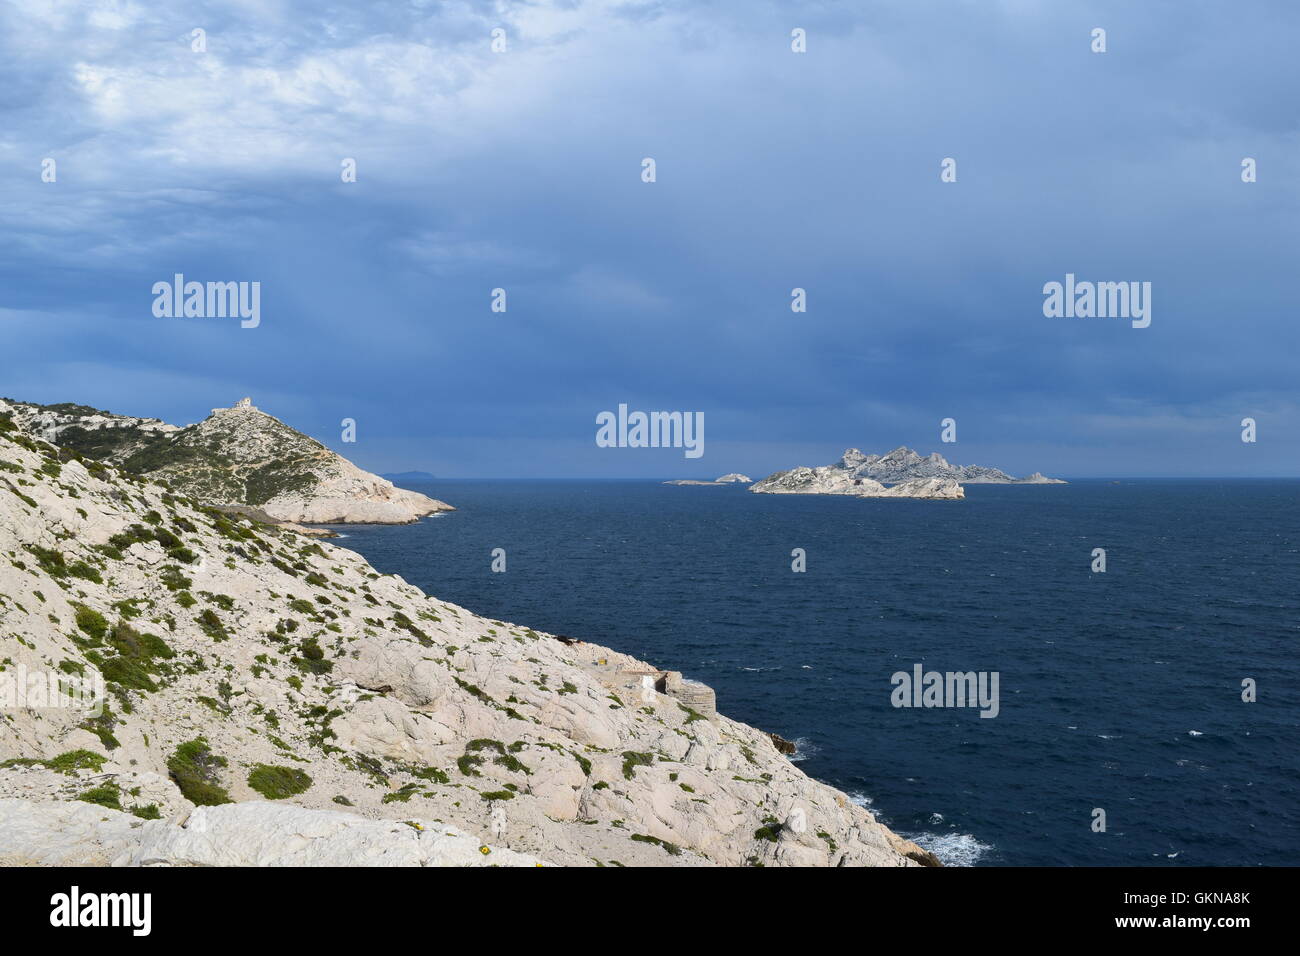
[
  {"xmin": 905, "ymin": 830, "xmax": 994, "ymax": 867},
  {"xmin": 845, "ymin": 793, "xmax": 991, "ymax": 866},
  {"xmin": 787, "ymin": 737, "xmax": 818, "ymax": 763}
]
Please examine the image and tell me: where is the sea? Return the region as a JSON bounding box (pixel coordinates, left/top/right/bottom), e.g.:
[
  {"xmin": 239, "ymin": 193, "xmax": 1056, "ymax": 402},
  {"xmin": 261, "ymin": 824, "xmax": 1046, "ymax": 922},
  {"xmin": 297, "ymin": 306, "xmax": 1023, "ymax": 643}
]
[{"xmin": 333, "ymin": 478, "xmax": 1300, "ymax": 866}]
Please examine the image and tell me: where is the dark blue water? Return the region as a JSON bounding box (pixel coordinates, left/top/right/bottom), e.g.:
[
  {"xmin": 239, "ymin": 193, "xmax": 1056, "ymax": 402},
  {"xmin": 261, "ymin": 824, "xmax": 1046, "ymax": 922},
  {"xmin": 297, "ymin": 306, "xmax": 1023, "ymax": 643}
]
[{"xmin": 334, "ymin": 479, "xmax": 1300, "ymax": 866}]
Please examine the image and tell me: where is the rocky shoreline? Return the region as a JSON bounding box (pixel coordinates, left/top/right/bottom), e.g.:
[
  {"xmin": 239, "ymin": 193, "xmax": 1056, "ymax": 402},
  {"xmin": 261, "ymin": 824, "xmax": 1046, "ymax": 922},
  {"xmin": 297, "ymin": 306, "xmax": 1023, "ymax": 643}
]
[{"xmin": 0, "ymin": 410, "xmax": 926, "ymax": 867}]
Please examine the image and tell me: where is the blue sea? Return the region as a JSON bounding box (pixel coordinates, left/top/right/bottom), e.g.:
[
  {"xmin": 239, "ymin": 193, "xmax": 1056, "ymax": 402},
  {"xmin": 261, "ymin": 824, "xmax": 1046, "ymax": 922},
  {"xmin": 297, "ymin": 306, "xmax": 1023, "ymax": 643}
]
[{"xmin": 334, "ymin": 479, "xmax": 1300, "ymax": 866}]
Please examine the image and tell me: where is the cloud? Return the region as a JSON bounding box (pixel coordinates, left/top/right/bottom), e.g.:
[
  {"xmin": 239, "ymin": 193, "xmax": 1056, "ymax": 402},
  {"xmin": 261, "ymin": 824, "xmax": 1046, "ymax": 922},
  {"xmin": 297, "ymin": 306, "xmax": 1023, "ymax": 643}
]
[{"xmin": 0, "ymin": 0, "xmax": 1296, "ymax": 475}]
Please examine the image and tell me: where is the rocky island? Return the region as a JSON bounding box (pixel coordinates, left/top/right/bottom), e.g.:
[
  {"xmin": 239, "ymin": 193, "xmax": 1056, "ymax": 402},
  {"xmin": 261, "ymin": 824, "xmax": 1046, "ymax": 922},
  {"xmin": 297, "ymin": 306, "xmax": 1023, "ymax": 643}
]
[
  {"xmin": 751, "ymin": 447, "xmax": 1065, "ymax": 500},
  {"xmin": 663, "ymin": 473, "xmax": 754, "ymax": 486},
  {"xmin": 0, "ymin": 409, "xmax": 931, "ymax": 867},
  {"xmin": 0, "ymin": 398, "xmax": 454, "ymax": 525}
]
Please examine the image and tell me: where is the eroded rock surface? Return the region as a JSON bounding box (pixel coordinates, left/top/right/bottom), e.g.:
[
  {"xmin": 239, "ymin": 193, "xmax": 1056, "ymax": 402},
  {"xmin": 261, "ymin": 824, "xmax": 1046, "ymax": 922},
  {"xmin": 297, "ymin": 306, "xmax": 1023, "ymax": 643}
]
[{"xmin": 0, "ymin": 412, "xmax": 916, "ymax": 867}]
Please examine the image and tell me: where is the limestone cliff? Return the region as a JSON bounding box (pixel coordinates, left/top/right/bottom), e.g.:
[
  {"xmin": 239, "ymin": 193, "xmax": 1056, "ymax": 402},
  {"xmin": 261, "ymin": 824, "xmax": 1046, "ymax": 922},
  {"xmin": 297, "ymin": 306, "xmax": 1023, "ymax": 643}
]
[
  {"xmin": 0, "ymin": 412, "xmax": 921, "ymax": 867},
  {"xmin": 0, "ymin": 397, "xmax": 453, "ymax": 524}
]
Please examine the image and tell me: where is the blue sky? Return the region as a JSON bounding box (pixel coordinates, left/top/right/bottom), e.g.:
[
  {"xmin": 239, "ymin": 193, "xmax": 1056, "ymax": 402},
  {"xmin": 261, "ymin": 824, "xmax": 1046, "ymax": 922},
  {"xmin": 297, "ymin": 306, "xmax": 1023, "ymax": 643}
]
[{"xmin": 1, "ymin": 0, "xmax": 1297, "ymax": 477}]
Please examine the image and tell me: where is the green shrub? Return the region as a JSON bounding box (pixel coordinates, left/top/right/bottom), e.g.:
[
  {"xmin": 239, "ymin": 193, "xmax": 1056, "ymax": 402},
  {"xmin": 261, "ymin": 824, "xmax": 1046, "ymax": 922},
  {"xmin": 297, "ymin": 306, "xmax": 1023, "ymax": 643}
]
[
  {"xmin": 621, "ymin": 751, "xmax": 653, "ymax": 780},
  {"xmin": 78, "ymin": 783, "xmax": 121, "ymax": 809},
  {"xmin": 292, "ymin": 638, "xmax": 332, "ymax": 674},
  {"xmin": 630, "ymin": 833, "xmax": 682, "ymax": 855},
  {"xmin": 0, "ymin": 749, "xmax": 106, "ymax": 774},
  {"xmin": 74, "ymin": 606, "xmax": 109, "ymax": 642},
  {"xmin": 166, "ymin": 738, "xmax": 231, "ymax": 806},
  {"xmin": 160, "ymin": 565, "xmax": 192, "ymax": 591},
  {"xmin": 196, "ymin": 608, "xmax": 228, "ymax": 641},
  {"xmin": 247, "ymin": 764, "xmax": 312, "ymax": 800}
]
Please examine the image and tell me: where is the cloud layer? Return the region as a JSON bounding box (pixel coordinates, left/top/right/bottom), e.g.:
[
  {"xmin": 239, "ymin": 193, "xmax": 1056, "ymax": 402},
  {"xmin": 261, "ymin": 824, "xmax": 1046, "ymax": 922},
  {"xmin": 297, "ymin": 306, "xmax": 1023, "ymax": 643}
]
[{"xmin": 1, "ymin": 0, "xmax": 1296, "ymax": 476}]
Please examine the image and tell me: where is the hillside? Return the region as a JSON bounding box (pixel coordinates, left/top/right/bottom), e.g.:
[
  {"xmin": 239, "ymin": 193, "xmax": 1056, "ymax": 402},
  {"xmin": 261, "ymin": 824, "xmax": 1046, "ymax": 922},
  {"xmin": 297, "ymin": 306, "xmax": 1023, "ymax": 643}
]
[
  {"xmin": 0, "ymin": 412, "xmax": 928, "ymax": 867},
  {"xmin": 0, "ymin": 398, "xmax": 453, "ymax": 524}
]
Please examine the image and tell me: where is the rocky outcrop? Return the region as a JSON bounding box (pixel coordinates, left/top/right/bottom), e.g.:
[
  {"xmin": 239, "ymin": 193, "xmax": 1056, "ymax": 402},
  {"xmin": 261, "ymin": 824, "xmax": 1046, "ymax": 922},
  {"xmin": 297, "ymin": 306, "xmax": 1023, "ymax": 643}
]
[
  {"xmin": 0, "ymin": 799, "xmax": 544, "ymax": 867},
  {"xmin": 750, "ymin": 460, "xmax": 964, "ymax": 500},
  {"xmin": 837, "ymin": 447, "xmax": 1064, "ymax": 484},
  {"xmin": 0, "ymin": 411, "xmax": 918, "ymax": 867},
  {"xmin": 0, "ymin": 397, "xmax": 454, "ymax": 524},
  {"xmin": 751, "ymin": 446, "xmax": 1065, "ymax": 499}
]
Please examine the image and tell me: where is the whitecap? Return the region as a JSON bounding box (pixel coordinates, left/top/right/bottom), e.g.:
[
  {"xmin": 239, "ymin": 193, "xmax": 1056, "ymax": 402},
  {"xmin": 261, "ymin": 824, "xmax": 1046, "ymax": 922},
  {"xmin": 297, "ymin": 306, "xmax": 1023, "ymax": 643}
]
[
  {"xmin": 906, "ymin": 831, "xmax": 993, "ymax": 867},
  {"xmin": 787, "ymin": 737, "xmax": 817, "ymax": 763},
  {"xmin": 1188, "ymin": 730, "xmax": 1203, "ymax": 737}
]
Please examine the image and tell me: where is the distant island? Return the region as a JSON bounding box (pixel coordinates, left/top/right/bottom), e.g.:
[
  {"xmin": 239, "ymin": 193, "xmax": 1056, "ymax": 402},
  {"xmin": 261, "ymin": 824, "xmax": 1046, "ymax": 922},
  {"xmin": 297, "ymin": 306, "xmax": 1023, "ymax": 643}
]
[
  {"xmin": 750, "ymin": 447, "xmax": 1065, "ymax": 500},
  {"xmin": 663, "ymin": 473, "xmax": 753, "ymax": 486},
  {"xmin": 382, "ymin": 471, "xmax": 438, "ymax": 482}
]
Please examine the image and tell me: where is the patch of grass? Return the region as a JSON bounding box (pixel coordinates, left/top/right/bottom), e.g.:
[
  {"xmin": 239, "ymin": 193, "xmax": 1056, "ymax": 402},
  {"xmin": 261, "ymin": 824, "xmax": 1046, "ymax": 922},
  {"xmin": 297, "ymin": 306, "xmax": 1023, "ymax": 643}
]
[
  {"xmin": 78, "ymin": 783, "xmax": 121, "ymax": 810},
  {"xmin": 407, "ymin": 765, "xmax": 450, "ymax": 785},
  {"xmin": 391, "ymin": 611, "xmax": 432, "ymax": 646},
  {"xmin": 630, "ymin": 833, "xmax": 682, "ymax": 856},
  {"xmin": 621, "ymin": 751, "xmax": 653, "ymax": 780},
  {"xmin": 247, "ymin": 764, "xmax": 312, "ymax": 799},
  {"xmin": 0, "ymin": 749, "xmax": 106, "ymax": 774},
  {"xmin": 382, "ymin": 784, "xmax": 419, "ymax": 804}
]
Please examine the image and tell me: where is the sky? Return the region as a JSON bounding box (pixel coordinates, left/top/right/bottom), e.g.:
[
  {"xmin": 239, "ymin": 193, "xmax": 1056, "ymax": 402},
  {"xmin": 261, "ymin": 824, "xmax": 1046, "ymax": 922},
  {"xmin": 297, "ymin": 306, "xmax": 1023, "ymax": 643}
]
[{"xmin": 1, "ymin": 0, "xmax": 1297, "ymax": 478}]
